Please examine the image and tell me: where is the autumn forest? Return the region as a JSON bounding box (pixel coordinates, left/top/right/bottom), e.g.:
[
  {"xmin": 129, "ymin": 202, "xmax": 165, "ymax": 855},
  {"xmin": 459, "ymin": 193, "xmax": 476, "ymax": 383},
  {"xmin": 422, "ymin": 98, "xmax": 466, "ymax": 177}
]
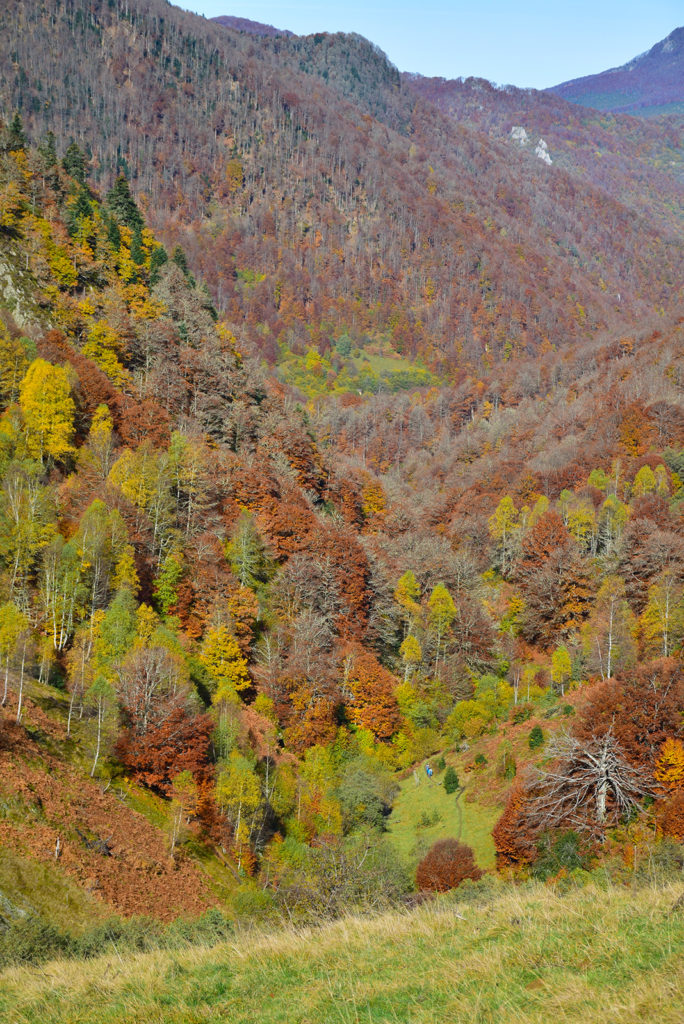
[{"xmin": 0, "ymin": 0, "xmax": 683, "ymax": 1010}]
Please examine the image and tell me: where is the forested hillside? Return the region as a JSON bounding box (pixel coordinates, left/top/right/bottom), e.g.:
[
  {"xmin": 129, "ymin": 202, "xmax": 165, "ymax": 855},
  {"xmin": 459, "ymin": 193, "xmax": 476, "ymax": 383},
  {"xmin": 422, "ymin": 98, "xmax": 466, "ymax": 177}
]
[
  {"xmin": 0, "ymin": 112, "xmax": 682, "ymax": 945},
  {"xmin": 1, "ymin": 0, "xmax": 683, "ymax": 379},
  {"xmin": 0, "ymin": 0, "xmax": 683, "ymax": 981}
]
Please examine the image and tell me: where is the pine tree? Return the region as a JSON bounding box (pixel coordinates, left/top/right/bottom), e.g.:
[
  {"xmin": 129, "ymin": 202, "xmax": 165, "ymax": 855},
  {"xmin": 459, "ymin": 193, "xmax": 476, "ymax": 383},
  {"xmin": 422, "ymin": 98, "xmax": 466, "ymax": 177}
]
[
  {"xmin": 106, "ymin": 175, "xmax": 143, "ymax": 231},
  {"xmin": 62, "ymin": 141, "xmax": 86, "ymax": 184},
  {"xmin": 7, "ymin": 112, "xmax": 27, "ymax": 151}
]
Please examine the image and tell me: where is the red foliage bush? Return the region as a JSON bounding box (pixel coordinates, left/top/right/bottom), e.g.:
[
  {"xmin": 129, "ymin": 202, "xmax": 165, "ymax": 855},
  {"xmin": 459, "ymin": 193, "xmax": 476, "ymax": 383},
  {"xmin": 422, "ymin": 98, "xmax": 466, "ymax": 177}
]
[{"xmin": 415, "ymin": 839, "xmax": 483, "ymax": 892}]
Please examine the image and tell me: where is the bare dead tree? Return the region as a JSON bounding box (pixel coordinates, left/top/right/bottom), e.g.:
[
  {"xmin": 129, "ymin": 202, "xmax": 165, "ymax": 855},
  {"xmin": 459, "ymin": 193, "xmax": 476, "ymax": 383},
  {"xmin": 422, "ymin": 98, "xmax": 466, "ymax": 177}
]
[{"xmin": 531, "ymin": 730, "xmax": 651, "ymax": 837}]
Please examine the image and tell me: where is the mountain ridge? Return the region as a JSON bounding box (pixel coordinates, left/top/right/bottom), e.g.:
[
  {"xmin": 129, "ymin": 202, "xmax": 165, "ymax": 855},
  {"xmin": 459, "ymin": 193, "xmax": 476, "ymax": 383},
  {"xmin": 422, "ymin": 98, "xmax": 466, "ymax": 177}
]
[
  {"xmin": 548, "ymin": 26, "xmax": 684, "ymax": 116},
  {"xmin": 212, "ymin": 14, "xmax": 293, "ymax": 37}
]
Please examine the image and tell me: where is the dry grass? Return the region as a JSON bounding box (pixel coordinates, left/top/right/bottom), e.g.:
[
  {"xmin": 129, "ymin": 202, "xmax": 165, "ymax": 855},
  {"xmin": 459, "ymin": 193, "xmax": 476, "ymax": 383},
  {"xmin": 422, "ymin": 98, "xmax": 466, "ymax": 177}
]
[{"xmin": 1, "ymin": 879, "xmax": 682, "ymax": 1023}]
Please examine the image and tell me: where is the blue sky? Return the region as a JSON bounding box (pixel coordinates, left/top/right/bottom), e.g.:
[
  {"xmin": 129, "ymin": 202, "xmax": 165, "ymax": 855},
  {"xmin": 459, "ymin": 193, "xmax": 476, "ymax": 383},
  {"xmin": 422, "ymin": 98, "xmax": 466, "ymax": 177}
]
[{"xmin": 181, "ymin": 1, "xmax": 681, "ymax": 89}]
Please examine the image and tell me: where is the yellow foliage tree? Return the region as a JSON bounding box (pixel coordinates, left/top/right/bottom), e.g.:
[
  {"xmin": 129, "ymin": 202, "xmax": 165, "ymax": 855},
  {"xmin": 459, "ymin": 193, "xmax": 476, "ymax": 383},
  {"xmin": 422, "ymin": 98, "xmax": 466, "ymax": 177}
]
[
  {"xmin": 526, "ymin": 495, "xmax": 549, "ymax": 532},
  {"xmin": 83, "ymin": 322, "xmax": 130, "ymax": 387},
  {"xmin": 639, "ymin": 573, "xmax": 684, "ymax": 658},
  {"xmin": 361, "ymin": 475, "xmax": 386, "ymax": 526},
  {"xmin": 488, "ymin": 495, "xmax": 519, "ymax": 574},
  {"xmin": 655, "ymin": 739, "xmax": 684, "ymax": 792},
  {"xmin": 394, "ymin": 569, "xmax": 421, "ymax": 631},
  {"xmin": 200, "ymin": 625, "xmax": 250, "ymax": 702},
  {"xmin": 632, "ymin": 465, "xmax": 656, "ymax": 496},
  {"xmin": 112, "ymin": 545, "xmax": 139, "ymax": 595},
  {"xmin": 215, "ymin": 751, "xmax": 261, "ymax": 869},
  {"xmin": 79, "ymin": 404, "xmax": 115, "ymax": 479},
  {"xmin": 551, "ymin": 645, "xmax": 572, "ymax": 696},
  {"xmin": 0, "ymin": 325, "xmax": 29, "ymax": 406},
  {"xmin": 19, "ymin": 358, "xmax": 75, "ymax": 462},
  {"xmin": 399, "ymin": 634, "xmax": 422, "ymax": 680}
]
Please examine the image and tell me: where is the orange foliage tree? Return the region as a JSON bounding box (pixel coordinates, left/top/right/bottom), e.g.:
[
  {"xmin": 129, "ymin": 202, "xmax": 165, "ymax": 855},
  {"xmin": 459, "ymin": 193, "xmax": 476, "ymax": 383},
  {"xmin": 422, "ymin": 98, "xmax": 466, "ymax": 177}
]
[{"xmin": 342, "ymin": 643, "xmax": 400, "ymax": 740}]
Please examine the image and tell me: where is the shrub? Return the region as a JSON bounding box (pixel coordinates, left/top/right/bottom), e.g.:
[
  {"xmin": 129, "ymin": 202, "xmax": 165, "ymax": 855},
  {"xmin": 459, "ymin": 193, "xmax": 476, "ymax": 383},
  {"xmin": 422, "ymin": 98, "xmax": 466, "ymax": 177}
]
[
  {"xmin": 418, "ymin": 808, "xmax": 442, "ymax": 829},
  {"xmin": 474, "ymin": 753, "xmax": 487, "ymax": 767},
  {"xmin": 528, "ymin": 725, "xmax": 545, "ymax": 750},
  {"xmin": 512, "ymin": 703, "xmax": 533, "ymax": 724},
  {"xmin": 0, "ymin": 916, "xmax": 72, "ymax": 969},
  {"xmin": 492, "ymin": 783, "xmax": 537, "ymax": 869},
  {"xmin": 532, "ymin": 830, "xmax": 592, "ymax": 880},
  {"xmin": 658, "ymin": 790, "xmax": 684, "ymax": 841},
  {"xmin": 416, "ymin": 839, "xmax": 483, "ymax": 893},
  {"xmin": 443, "ymin": 765, "xmax": 460, "ymax": 794},
  {"xmin": 73, "ymin": 917, "xmax": 163, "ymax": 959},
  {"xmin": 636, "ymin": 838, "xmax": 684, "ymax": 882},
  {"xmin": 437, "ymin": 756, "xmax": 447, "ymax": 773}
]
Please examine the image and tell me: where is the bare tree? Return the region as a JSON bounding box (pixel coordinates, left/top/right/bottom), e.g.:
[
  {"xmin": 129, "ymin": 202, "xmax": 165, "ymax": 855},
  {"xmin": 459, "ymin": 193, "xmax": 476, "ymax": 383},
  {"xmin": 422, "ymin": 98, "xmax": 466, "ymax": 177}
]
[{"xmin": 532, "ymin": 730, "xmax": 650, "ymax": 836}]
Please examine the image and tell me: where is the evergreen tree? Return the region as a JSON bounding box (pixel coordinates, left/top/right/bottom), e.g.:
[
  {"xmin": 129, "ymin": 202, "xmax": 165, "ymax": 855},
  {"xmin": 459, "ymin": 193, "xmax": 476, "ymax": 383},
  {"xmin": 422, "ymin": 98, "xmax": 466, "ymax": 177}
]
[
  {"xmin": 149, "ymin": 244, "xmax": 168, "ymax": 286},
  {"xmin": 7, "ymin": 112, "xmax": 27, "ymax": 151},
  {"xmin": 62, "ymin": 142, "xmax": 86, "ymax": 184},
  {"xmin": 130, "ymin": 226, "xmax": 145, "ymax": 266},
  {"xmin": 38, "ymin": 130, "xmax": 57, "ymax": 167},
  {"xmin": 106, "ymin": 175, "xmax": 143, "ymax": 231}
]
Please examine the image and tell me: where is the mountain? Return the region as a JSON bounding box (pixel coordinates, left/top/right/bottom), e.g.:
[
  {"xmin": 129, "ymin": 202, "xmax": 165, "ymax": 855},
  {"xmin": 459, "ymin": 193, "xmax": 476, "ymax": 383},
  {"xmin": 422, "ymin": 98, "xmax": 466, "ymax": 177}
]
[
  {"xmin": 548, "ymin": 26, "xmax": 684, "ymax": 116},
  {"xmin": 1, "ymin": 0, "xmax": 683, "ymax": 379},
  {"xmin": 212, "ymin": 15, "xmax": 292, "ymax": 37}
]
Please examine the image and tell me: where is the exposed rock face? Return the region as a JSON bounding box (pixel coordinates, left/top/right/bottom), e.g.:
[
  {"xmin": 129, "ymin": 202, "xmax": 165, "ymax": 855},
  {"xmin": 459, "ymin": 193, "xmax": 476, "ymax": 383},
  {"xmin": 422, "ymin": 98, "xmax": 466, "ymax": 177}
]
[
  {"xmin": 510, "ymin": 126, "xmax": 552, "ymax": 164},
  {"xmin": 0, "ymin": 247, "xmax": 46, "ymax": 333},
  {"xmin": 510, "ymin": 125, "xmax": 529, "ymax": 145},
  {"xmin": 535, "ymin": 139, "xmax": 552, "ymax": 165}
]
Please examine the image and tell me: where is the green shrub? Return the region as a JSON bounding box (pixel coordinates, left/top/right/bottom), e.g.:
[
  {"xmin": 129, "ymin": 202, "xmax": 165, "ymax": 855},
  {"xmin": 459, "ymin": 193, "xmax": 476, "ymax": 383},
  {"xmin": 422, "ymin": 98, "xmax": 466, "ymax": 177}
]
[
  {"xmin": 474, "ymin": 753, "xmax": 487, "ymax": 767},
  {"xmin": 532, "ymin": 830, "xmax": 592, "ymax": 880},
  {"xmin": 437, "ymin": 756, "xmax": 447, "ymax": 773},
  {"xmin": 528, "ymin": 725, "xmax": 545, "ymax": 750},
  {"xmin": 418, "ymin": 808, "xmax": 442, "ymax": 829},
  {"xmin": 73, "ymin": 917, "xmax": 163, "ymax": 959},
  {"xmin": 443, "ymin": 766, "xmax": 460, "ymax": 794},
  {"xmin": 0, "ymin": 915, "xmax": 72, "ymax": 969}
]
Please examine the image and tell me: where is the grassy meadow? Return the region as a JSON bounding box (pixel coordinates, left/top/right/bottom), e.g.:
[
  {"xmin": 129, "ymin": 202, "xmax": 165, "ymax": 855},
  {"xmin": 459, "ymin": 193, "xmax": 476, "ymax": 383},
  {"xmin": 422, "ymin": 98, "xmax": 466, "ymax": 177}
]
[
  {"xmin": 1, "ymin": 880, "xmax": 682, "ymax": 1024},
  {"xmin": 385, "ymin": 768, "xmax": 500, "ymax": 870}
]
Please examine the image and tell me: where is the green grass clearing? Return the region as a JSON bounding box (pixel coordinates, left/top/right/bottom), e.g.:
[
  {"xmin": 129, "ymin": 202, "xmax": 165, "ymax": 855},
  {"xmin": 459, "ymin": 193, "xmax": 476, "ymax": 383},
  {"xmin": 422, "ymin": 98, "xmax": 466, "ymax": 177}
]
[{"xmin": 385, "ymin": 767, "xmax": 500, "ymax": 871}]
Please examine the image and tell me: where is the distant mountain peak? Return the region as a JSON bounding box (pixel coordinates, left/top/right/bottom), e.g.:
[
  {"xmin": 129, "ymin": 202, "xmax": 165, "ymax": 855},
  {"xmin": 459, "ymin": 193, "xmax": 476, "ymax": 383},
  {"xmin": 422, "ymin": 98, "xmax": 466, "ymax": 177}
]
[
  {"xmin": 212, "ymin": 15, "xmax": 293, "ymax": 38},
  {"xmin": 548, "ymin": 26, "xmax": 684, "ymax": 116}
]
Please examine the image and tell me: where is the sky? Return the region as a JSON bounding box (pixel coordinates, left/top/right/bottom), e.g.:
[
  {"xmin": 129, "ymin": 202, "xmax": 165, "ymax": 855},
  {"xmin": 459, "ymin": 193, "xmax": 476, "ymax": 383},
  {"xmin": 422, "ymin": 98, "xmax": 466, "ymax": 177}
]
[{"xmin": 180, "ymin": 1, "xmax": 681, "ymax": 89}]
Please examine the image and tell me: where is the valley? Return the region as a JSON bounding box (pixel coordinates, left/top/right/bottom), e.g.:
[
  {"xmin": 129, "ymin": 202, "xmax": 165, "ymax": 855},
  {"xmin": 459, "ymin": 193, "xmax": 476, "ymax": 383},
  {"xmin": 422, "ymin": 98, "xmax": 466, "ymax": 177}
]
[{"xmin": 0, "ymin": 3, "xmax": 682, "ymax": 1020}]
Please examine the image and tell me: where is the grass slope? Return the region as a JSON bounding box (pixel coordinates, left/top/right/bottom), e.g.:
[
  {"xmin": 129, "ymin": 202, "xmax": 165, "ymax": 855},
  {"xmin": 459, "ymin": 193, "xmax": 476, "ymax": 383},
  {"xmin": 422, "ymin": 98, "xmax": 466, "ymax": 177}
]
[{"xmin": 1, "ymin": 881, "xmax": 682, "ymax": 1023}]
